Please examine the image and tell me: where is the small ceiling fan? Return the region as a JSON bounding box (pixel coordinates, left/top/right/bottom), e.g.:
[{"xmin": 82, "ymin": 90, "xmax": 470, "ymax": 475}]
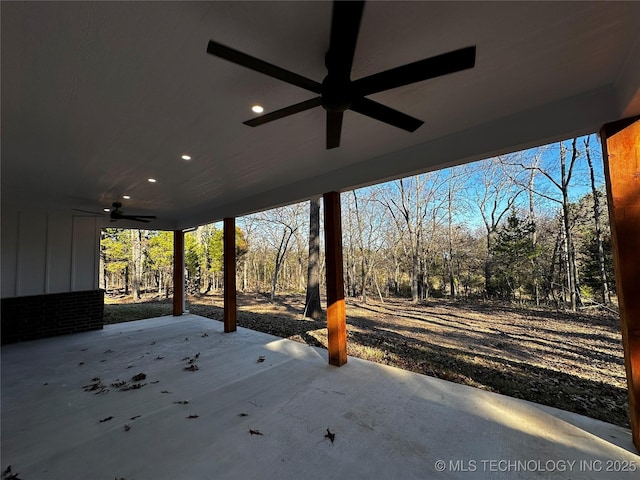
[
  {"xmin": 73, "ymin": 202, "xmax": 157, "ymax": 223},
  {"xmin": 109, "ymin": 202, "xmax": 157, "ymax": 223},
  {"xmin": 206, "ymin": 0, "xmax": 476, "ymax": 149}
]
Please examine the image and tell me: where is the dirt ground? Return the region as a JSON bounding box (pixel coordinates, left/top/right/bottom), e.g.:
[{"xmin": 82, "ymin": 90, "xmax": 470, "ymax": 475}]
[{"xmin": 105, "ymin": 291, "xmax": 629, "ymax": 428}]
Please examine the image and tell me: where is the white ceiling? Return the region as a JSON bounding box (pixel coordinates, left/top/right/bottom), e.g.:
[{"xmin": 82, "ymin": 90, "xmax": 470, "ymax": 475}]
[{"xmin": 2, "ymin": 1, "xmax": 639, "ymax": 230}]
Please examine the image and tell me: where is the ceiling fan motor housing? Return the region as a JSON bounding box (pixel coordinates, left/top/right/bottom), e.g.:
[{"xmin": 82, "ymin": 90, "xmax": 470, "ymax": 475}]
[{"xmin": 322, "ymin": 74, "xmax": 353, "ymax": 112}]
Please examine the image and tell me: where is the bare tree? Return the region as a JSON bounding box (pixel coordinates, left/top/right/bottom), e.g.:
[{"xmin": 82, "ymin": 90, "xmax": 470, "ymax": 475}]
[
  {"xmin": 561, "ymin": 140, "xmax": 581, "ymax": 310},
  {"xmin": 237, "ymin": 217, "xmax": 258, "ymax": 292},
  {"xmin": 238, "ymin": 215, "xmax": 268, "ymax": 293},
  {"xmin": 379, "ymin": 224, "xmax": 404, "ymax": 297},
  {"xmin": 584, "ymin": 135, "xmax": 610, "ymax": 304},
  {"xmin": 348, "ymin": 188, "xmax": 388, "ymax": 303},
  {"xmin": 473, "ymin": 157, "xmax": 523, "ymax": 297},
  {"xmin": 381, "ymin": 173, "xmax": 446, "ymax": 302},
  {"xmin": 255, "ymin": 204, "xmax": 305, "ymax": 301},
  {"xmin": 526, "ymin": 153, "xmax": 541, "ymax": 305},
  {"xmin": 447, "ymin": 171, "xmax": 456, "ymax": 297},
  {"xmin": 383, "ymin": 177, "xmax": 423, "ymax": 302},
  {"xmin": 445, "ymin": 167, "xmax": 472, "ymax": 298},
  {"xmin": 506, "ymin": 140, "xmax": 582, "ymax": 310}
]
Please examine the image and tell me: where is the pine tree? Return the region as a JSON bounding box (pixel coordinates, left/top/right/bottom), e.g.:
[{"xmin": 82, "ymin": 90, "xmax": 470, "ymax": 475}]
[{"xmin": 491, "ymin": 210, "xmax": 538, "ymax": 300}]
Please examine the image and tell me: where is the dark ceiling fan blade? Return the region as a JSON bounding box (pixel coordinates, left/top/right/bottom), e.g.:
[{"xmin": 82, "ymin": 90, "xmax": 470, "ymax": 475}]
[
  {"xmin": 244, "ymin": 97, "xmax": 322, "ymax": 127},
  {"xmin": 326, "ymin": 1, "xmax": 365, "ymax": 74},
  {"xmin": 351, "ymin": 97, "xmax": 423, "ymax": 132},
  {"xmin": 326, "ymin": 111, "xmax": 344, "ymax": 149},
  {"xmin": 353, "ymin": 45, "xmax": 476, "ymax": 96},
  {"xmin": 110, "ymin": 208, "xmax": 156, "ymax": 221},
  {"xmin": 72, "ymin": 208, "xmax": 105, "ymax": 215},
  {"xmin": 120, "ymin": 215, "xmax": 153, "ymax": 223},
  {"xmin": 207, "ymin": 41, "xmax": 322, "ymax": 94}
]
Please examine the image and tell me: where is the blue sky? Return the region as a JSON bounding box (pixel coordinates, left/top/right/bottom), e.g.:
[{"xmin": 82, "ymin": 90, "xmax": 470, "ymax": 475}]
[{"xmin": 234, "ymin": 133, "xmax": 606, "ymax": 234}]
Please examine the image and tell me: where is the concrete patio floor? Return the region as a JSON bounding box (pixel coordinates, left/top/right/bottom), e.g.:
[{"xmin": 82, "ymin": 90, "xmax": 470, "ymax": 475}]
[{"xmin": 1, "ymin": 314, "xmax": 638, "ymax": 479}]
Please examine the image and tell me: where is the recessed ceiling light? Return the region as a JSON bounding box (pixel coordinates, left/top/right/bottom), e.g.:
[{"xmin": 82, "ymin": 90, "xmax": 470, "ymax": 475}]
[
  {"xmin": 251, "ymin": 105, "xmax": 264, "ymax": 114},
  {"xmin": 181, "ymin": 154, "xmax": 191, "ymax": 161},
  {"xmin": 122, "ymin": 195, "xmax": 130, "ymax": 199},
  {"xmin": 103, "ymin": 208, "xmax": 110, "ymax": 212},
  {"xmin": 148, "ymin": 178, "xmax": 157, "ymax": 183}
]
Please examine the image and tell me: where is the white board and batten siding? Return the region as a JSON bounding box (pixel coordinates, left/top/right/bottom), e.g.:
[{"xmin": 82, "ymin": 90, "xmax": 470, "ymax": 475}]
[{"xmin": 1, "ymin": 210, "xmax": 100, "ymax": 298}]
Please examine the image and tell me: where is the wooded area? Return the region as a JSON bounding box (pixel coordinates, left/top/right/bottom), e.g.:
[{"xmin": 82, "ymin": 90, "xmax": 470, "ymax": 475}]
[{"xmin": 100, "ymin": 134, "xmax": 615, "ymax": 312}]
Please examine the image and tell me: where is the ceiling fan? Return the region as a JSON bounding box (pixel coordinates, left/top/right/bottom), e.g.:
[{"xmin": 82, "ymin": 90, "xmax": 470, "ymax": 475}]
[
  {"xmin": 206, "ymin": 0, "xmax": 476, "ymax": 149},
  {"xmin": 109, "ymin": 202, "xmax": 157, "ymax": 223},
  {"xmin": 73, "ymin": 202, "xmax": 157, "ymax": 223}
]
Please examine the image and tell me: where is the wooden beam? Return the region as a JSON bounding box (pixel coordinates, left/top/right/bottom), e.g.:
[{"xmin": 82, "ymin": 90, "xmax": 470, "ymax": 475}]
[
  {"xmin": 323, "ymin": 191, "xmax": 347, "ymax": 366},
  {"xmin": 223, "ymin": 217, "xmax": 237, "ymax": 333},
  {"xmin": 600, "ymin": 115, "xmax": 640, "ymax": 452},
  {"xmin": 172, "ymin": 229, "xmax": 184, "ymax": 316}
]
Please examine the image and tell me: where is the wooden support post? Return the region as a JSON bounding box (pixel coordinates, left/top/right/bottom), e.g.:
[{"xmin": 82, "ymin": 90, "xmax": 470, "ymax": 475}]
[
  {"xmin": 600, "ymin": 115, "xmax": 640, "ymax": 452},
  {"xmin": 323, "ymin": 191, "xmax": 347, "ymax": 366},
  {"xmin": 223, "ymin": 217, "xmax": 237, "ymax": 333},
  {"xmin": 173, "ymin": 229, "xmax": 184, "ymax": 316}
]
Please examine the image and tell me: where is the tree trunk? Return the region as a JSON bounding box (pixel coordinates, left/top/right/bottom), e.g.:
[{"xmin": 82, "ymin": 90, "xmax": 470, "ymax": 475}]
[
  {"xmin": 345, "ymin": 202, "xmax": 356, "ymax": 298},
  {"xmin": 528, "ymin": 163, "xmax": 540, "ymax": 306},
  {"xmin": 100, "ymin": 253, "xmax": 108, "ymax": 293},
  {"xmin": 374, "ymin": 274, "xmax": 385, "ymax": 303},
  {"xmin": 360, "ymin": 257, "xmax": 368, "ymax": 303},
  {"xmin": 447, "ymin": 178, "xmax": 456, "ymax": 298},
  {"xmin": 271, "ymin": 226, "xmax": 294, "ymax": 301},
  {"xmin": 560, "ymin": 140, "xmax": 580, "ymax": 311},
  {"xmin": 422, "ymin": 256, "xmax": 431, "ymax": 300},
  {"xmin": 394, "ymin": 261, "xmax": 400, "ymax": 296},
  {"xmin": 242, "ymin": 258, "xmax": 248, "ymax": 292},
  {"xmin": 99, "ymin": 231, "xmax": 107, "ymax": 291},
  {"xmin": 484, "ymin": 231, "xmax": 494, "ymax": 298},
  {"xmin": 304, "ymin": 197, "xmax": 323, "ymax": 319},
  {"xmin": 411, "ymin": 251, "xmax": 420, "ymax": 303},
  {"xmin": 263, "ymin": 262, "xmax": 268, "ymax": 293},
  {"xmin": 131, "ymin": 229, "xmax": 142, "ymax": 301},
  {"xmin": 585, "ymin": 136, "xmax": 610, "ymax": 304},
  {"xmin": 547, "ymin": 227, "xmax": 562, "ymax": 304},
  {"xmin": 560, "ymin": 222, "xmax": 570, "ymax": 305},
  {"xmin": 352, "ymin": 190, "xmax": 370, "ymax": 304}
]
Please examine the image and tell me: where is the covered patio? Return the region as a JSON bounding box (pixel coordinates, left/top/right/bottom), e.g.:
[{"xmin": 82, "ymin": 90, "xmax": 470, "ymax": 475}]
[
  {"xmin": 2, "ymin": 315, "xmax": 638, "ymax": 479},
  {"xmin": 2, "ymin": 1, "xmax": 640, "ymax": 473}
]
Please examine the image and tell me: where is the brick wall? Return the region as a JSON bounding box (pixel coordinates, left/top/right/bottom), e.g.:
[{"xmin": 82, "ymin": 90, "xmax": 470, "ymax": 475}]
[{"xmin": 1, "ymin": 290, "xmax": 104, "ymax": 344}]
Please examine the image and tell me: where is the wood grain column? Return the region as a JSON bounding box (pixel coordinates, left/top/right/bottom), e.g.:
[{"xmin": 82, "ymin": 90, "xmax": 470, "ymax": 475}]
[
  {"xmin": 600, "ymin": 115, "xmax": 640, "ymax": 451},
  {"xmin": 223, "ymin": 217, "xmax": 237, "ymax": 333},
  {"xmin": 173, "ymin": 230, "xmax": 184, "ymax": 316},
  {"xmin": 323, "ymin": 191, "xmax": 347, "ymax": 366}
]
